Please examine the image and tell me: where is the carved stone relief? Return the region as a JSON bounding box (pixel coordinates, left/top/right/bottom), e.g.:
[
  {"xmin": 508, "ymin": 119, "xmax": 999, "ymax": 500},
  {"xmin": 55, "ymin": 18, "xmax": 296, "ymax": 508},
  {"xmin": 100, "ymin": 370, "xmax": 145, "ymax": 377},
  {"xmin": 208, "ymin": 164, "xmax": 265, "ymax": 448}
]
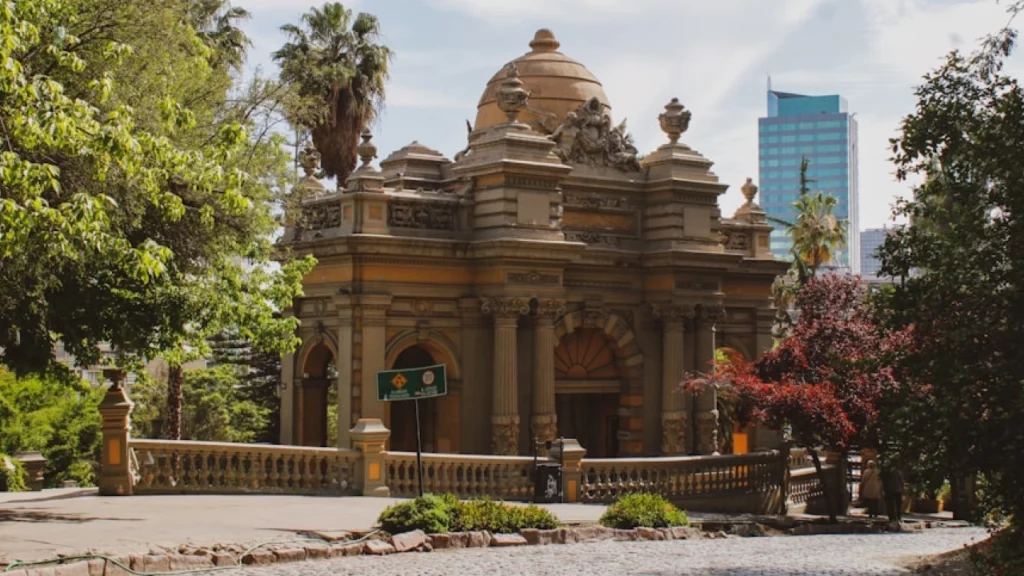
[
  {"xmin": 565, "ymin": 231, "xmax": 622, "ymax": 247},
  {"xmin": 547, "ymin": 97, "xmax": 642, "ymax": 172},
  {"xmin": 388, "ymin": 200, "xmax": 456, "ymax": 231},
  {"xmin": 300, "ymin": 202, "xmax": 342, "ymax": 231},
  {"xmin": 563, "ymin": 193, "xmax": 630, "ymax": 210},
  {"xmin": 722, "ymin": 230, "xmax": 748, "ymax": 250},
  {"xmin": 507, "ymin": 271, "xmax": 560, "ymax": 285}
]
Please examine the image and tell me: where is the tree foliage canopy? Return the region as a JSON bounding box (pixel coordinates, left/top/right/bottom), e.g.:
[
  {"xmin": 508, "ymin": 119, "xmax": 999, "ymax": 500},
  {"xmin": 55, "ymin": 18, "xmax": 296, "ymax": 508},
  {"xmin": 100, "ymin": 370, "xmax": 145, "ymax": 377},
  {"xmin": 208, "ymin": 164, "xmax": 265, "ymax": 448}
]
[
  {"xmin": 0, "ymin": 0, "xmax": 314, "ymax": 375},
  {"xmin": 274, "ymin": 2, "xmax": 393, "ymax": 181},
  {"xmin": 876, "ymin": 18, "xmax": 1024, "ymax": 530}
]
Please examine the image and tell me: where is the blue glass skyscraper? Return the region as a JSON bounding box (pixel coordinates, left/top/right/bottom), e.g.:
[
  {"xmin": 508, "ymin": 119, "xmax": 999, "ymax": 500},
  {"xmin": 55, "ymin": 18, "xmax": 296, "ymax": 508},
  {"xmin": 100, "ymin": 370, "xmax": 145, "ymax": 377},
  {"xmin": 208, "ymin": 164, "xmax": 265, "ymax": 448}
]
[{"xmin": 758, "ymin": 85, "xmax": 860, "ymax": 274}]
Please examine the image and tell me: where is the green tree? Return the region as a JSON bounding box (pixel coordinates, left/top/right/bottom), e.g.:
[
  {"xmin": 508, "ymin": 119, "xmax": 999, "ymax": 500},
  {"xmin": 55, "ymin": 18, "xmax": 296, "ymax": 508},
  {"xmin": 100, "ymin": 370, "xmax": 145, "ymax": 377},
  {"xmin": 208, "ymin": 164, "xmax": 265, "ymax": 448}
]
[
  {"xmin": 274, "ymin": 2, "xmax": 394, "ymax": 181},
  {"xmin": 876, "ymin": 11, "xmax": 1024, "ymax": 540},
  {"xmin": 0, "ymin": 367, "xmax": 102, "ymax": 487}
]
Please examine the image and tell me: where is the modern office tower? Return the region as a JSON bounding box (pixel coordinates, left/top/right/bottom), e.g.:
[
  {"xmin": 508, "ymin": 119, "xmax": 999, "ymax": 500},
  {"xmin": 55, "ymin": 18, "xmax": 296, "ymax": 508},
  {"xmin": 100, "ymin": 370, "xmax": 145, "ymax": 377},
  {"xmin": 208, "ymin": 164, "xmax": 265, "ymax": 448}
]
[
  {"xmin": 758, "ymin": 83, "xmax": 860, "ymax": 274},
  {"xmin": 860, "ymin": 226, "xmax": 893, "ymax": 283}
]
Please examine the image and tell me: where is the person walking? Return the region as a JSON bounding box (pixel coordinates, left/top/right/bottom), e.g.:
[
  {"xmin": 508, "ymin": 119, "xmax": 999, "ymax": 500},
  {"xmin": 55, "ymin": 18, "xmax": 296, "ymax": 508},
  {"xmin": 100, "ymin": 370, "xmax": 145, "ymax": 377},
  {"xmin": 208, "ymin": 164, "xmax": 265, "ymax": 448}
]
[
  {"xmin": 885, "ymin": 466, "xmax": 905, "ymax": 523},
  {"xmin": 859, "ymin": 460, "xmax": 883, "ymax": 518}
]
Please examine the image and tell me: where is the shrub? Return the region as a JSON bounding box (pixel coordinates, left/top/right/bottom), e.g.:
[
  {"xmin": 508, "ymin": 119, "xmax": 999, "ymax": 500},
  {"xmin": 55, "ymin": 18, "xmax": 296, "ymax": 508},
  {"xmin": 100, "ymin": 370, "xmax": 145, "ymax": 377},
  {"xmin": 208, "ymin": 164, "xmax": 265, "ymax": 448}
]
[
  {"xmin": 376, "ymin": 494, "xmax": 560, "ymax": 534},
  {"xmin": 0, "ymin": 454, "xmax": 26, "ymax": 492},
  {"xmin": 599, "ymin": 493, "xmax": 689, "ymax": 529},
  {"xmin": 452, "ymin": 499, "xmax": 559, "ymax": 533},
  {"xmin": 378, "ymin": 494, "xmax": 456, "ymax": 534}
]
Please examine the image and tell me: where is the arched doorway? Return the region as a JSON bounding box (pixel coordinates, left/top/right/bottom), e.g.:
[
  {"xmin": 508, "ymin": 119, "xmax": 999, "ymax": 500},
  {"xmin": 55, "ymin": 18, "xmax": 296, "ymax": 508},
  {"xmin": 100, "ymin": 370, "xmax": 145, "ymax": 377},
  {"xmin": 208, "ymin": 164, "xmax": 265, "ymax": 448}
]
[
  {"xmin": 389, "ymin": 345, "xmax": 439, "ymax": 453},
  {"xmin": 554, "ymin": 327, "xmax": 621, "ymax": 457},
  {"xmin": 299, "ymin": 341, "xmax": 337, "ymax": 447}
]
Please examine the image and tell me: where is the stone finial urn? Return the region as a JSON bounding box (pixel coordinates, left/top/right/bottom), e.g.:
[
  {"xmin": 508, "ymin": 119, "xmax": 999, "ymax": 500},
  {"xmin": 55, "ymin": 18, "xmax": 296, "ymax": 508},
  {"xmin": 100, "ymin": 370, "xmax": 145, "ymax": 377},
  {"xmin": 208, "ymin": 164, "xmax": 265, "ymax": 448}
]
[
  {"xmin": 496, "ymin": 63, "xmax": 531, "ymax": 124},
  {"xmin": 741, "ymin": 177, "xmax": 758, "ymax": 205},
  {"xmin": 658, "ymin": 97, "xmax": 692, "ymax": 144},
  {"xmin": 14, "ymin": 451, "xmax": 45, "ymax": 491},
  {"xmin": 357, "ymin": 128, "xmax": 377, "ymax": 168},
  {"xmin": 299, "ymin": 142, "xmax": 322, "ymax": 178}
]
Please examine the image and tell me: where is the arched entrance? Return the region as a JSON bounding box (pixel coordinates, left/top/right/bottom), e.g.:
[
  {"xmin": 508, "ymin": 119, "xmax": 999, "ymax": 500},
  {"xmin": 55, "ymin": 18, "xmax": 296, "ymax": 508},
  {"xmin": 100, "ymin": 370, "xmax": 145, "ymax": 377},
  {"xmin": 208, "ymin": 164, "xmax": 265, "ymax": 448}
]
[
  {"xmin": 299, "ymin": 341, "xmax": 336, "ymax": 447},
  {"xmin": 554, "ymin": 327, "xmax": 621, "ymax": 457},
  {"xmin": 389, "ymin": 345, "xmax": 439, "ymax": 453}
]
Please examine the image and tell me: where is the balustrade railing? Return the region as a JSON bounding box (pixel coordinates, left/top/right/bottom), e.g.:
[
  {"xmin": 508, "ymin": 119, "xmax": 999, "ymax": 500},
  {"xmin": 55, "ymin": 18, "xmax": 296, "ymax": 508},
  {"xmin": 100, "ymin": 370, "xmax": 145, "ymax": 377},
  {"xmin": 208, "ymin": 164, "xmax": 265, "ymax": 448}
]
[
  {"xmin": 580, "ymin": 451, "xmax": 782, "ymax": 504},
  {"xmin": 130, "ymin": 440, "xmax": 359, "ymax": 496},
  {"xmin": 384, "ymin": 452, "xmax": 535, "ymax": 500}
]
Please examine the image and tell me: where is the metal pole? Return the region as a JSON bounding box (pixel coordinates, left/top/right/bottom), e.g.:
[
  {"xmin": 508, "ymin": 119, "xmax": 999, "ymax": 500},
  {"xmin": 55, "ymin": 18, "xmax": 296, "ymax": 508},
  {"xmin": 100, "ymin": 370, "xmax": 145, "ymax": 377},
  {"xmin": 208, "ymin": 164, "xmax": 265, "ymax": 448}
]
[{"xmin": 415, "ymin": 398, "xmax": 424, "ymax": 497}]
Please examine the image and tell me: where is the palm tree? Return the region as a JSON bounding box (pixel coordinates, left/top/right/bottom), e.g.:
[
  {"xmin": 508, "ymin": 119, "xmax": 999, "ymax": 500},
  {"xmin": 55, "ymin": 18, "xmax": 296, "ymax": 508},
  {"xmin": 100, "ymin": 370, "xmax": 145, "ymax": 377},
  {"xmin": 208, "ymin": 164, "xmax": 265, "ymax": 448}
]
[
  {"xmin": 189, "ymin": 0, "xmax": 252, "ymax": 71},
  {"xmin": 273, "ymin": 3, "xmax": 394, "ymax": 181}
]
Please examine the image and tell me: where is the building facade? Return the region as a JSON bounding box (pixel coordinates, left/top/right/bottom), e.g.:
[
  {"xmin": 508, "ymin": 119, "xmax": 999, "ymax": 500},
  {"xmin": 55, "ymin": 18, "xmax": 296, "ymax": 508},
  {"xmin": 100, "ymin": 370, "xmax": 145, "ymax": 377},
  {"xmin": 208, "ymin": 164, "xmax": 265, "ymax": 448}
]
[
  {"xmin": 277, "ymin": 30, "xmax": 787, "ymax": 458},
  {"xmin": 860, "ymin": 227, "xmax": 894, "ymax": 285},
  {"xmin": 758, "ymin": 87, "xmax": 860, "ymax": 274}
]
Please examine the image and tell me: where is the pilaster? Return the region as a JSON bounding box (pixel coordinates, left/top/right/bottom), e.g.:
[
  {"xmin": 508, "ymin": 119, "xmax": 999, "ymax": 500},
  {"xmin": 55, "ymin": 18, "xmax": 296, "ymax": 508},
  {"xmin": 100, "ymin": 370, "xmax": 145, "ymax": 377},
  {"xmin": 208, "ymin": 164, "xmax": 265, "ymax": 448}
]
[
  {"xmin": 358, "ymin": 294, "xmax": 392, "ymax": 422},
  {"xmin": 335, "ymin": 295, "xmax": 354, "ymax": 448},
  {"xmin": 652, "ymin": 303, "xmax": 694, "ymax": 455},
  {"xmin": 459, "ymin": 298, "xmax": 491, "ymax": 453},
  {"xmin": 98, "ymin": 369, "xmax": 133, "ymax": 496},
  {"xmin": 532, "ymin": 299, "xmax": 566, "ymax": 443}
]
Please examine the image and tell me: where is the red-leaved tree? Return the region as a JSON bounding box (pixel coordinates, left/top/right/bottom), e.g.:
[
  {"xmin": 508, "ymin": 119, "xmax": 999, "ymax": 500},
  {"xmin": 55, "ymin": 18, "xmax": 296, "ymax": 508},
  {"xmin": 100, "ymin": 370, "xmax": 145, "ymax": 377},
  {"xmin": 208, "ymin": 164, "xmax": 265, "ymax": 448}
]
[{"xmin": 685, "ymin": 275, "xmax": 912, "ymax": 521}]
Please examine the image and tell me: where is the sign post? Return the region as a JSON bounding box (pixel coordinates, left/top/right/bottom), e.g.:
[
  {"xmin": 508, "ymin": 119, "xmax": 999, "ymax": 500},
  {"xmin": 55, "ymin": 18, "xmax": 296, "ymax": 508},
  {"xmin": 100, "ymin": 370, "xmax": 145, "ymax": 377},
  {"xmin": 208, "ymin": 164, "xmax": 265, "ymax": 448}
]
[{"xmin": 376, "ymin": 364, "xmax": 447, "ymax": 497}]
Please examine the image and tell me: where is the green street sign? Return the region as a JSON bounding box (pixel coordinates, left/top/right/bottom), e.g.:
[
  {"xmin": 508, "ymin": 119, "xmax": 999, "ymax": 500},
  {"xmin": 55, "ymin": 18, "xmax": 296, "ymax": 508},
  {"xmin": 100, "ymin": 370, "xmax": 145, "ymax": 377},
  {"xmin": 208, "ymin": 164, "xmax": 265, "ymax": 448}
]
[{"xmin": 376, "ymin": 364, "xmax": 448, "ymax": 402}]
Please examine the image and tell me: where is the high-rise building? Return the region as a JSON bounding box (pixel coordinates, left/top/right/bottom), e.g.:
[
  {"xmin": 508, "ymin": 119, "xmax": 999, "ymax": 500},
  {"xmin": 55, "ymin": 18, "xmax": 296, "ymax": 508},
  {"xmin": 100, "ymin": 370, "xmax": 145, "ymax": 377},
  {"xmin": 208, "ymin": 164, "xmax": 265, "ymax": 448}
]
[
  {"xmin": 860, "ymin": 227, "xmax": 892, "ymax": 282},
  {"xmin": 758, "ymin": 84, "xmax": 860, "ymax": 274}
]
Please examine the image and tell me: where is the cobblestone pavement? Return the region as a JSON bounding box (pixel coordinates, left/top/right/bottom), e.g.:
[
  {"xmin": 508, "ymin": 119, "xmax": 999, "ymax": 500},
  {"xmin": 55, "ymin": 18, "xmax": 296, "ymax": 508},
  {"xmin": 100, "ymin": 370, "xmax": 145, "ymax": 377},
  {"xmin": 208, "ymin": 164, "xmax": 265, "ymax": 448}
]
[{"xmin": 236, "ymin": 528, "xmax": 988, "ymax": 576}]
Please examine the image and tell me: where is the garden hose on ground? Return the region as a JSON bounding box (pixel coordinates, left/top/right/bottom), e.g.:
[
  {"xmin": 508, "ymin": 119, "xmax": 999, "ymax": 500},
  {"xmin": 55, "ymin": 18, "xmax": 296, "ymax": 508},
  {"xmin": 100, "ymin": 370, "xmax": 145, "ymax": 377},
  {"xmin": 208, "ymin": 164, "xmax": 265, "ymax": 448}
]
[{"xmin": 2, "ymin": 530, "xmax": 382, "ymax": 575}]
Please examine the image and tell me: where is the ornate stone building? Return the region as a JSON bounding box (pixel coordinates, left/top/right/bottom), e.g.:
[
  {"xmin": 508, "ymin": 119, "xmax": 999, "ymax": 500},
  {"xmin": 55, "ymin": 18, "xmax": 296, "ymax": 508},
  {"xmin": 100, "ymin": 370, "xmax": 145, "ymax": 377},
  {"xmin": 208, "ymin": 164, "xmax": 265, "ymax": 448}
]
[{"xmin": 278, "ymin": 29, "xmax": 786, "ymax": 457}]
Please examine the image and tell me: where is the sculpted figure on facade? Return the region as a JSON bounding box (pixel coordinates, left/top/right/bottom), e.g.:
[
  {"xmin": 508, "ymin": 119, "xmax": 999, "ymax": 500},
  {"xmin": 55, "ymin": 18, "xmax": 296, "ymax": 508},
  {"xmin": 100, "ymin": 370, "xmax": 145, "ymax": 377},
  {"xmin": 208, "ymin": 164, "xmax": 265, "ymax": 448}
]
[{"xmin": 548, "ymin": 97, "xmax": 642, "ymax": 172}]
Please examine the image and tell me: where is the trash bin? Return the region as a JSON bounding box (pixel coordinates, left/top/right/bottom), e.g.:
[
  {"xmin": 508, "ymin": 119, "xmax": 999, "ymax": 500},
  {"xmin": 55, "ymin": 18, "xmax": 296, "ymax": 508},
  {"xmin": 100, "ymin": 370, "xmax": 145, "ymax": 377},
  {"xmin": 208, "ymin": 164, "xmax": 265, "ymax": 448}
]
[{"xmin": 533, "ymin": 462, "xmax": 562, "ymax": 503}]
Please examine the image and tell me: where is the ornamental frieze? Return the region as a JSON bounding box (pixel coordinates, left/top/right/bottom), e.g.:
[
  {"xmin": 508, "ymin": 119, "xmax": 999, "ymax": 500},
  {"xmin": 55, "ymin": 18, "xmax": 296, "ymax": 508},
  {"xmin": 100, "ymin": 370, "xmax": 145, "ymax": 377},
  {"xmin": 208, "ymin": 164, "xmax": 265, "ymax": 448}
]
[
  {"xmin": 506, "ymin": 270, "xmax": 560, "ymax": 285},
  {"xmin": 387, "ymin": 199, "xmax": 457, "ymax": 231},
  {"xmin": 480, "ymin": 297, "xmax": 530, "ymax": 318},
  {"xmin": 563, "ymin": 193, "xmax": 631, "ymax": 211},
  {"xmin": 721, "ymin": 230, "xmax": 748, "ymax": 250},
  {"xmin": 565, "ymin": 230, "xmax": 623, "ymax": 247},
  {"xmin": 300, "ymin": 202, "xmax": 342, "ymax": 231}
]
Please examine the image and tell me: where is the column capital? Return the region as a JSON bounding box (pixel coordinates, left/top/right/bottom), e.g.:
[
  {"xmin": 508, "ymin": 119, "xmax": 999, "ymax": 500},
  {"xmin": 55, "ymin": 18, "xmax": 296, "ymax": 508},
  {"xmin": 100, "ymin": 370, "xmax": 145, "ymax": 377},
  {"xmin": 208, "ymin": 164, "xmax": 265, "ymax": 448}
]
[
  {"xmin": 650, "ymin": 303, "xmax": 695, "ymax": 326},
  {"xmin": 696, "ymin": 303, "xmax": 727, "ymax": 324},
  {"xmin": 481, "ymin": 297, "xmax": 530, "ymax": 318},
  {"xmin": 535, "ymin": 299, "xmax": 567, "ymax": 321}
]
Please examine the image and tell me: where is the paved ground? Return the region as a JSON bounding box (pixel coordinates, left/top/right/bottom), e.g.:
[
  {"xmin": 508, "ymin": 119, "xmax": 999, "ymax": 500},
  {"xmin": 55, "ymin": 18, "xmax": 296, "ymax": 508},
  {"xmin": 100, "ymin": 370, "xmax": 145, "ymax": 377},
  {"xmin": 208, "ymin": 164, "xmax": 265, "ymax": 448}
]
[
  {"xmin": 235, "ymin": 528, "xmax": 989, "ymax": 576},
  {"xmin": 0, "ymin": 489, "xmax": 606, "ymax": 563}
]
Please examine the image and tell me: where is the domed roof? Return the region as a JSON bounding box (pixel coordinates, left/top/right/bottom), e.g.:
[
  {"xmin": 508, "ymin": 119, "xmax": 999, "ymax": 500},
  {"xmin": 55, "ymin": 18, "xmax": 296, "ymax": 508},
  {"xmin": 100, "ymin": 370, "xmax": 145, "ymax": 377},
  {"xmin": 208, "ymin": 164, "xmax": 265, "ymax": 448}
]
[{"xmin": 474, "ymin": 29, "xmax": 612, "ymax": 133}]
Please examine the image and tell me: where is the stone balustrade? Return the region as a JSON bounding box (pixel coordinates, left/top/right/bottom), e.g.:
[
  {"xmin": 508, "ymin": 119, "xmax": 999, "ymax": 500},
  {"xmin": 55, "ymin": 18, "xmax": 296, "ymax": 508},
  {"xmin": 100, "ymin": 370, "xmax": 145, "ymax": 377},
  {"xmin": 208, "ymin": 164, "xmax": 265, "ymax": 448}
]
[
  {"xmin": 130, "ymin": 440, "xmax": 359, "ymax": 496},
  {"xmin": 579, "ymin": 451, "xmax": 785, "ymax": 514},
  {"xmin": 384, "ymin": 451, "xmax": 536, "ymax": 500}
]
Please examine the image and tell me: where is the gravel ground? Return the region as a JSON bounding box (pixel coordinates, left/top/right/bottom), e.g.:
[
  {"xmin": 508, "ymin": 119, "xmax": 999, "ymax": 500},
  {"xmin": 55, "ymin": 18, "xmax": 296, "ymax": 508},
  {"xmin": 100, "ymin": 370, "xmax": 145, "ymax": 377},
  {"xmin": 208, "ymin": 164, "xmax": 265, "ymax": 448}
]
[{"xmin": 236, "ymin": 527, "xmax": 988, "ymax": 576}]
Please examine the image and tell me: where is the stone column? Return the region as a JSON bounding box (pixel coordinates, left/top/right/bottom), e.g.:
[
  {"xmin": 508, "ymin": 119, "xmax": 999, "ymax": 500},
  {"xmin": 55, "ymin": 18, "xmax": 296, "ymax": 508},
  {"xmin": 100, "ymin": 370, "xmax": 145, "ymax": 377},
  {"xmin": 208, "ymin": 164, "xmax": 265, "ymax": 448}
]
[
  {"xmin": 532, "ymin": 300, "xmax": 565, "ymax": 444},
  {"xmin": 98, "ymin": 369, "xmax": 133, "ymax": 496},
  {"xmin": 280, "ymin": 350, "xmax": 295, "ymax": 445},
  {"xmin": 652, "ymin": 304, "xmax": 691, "ymax": 455},
  {"xmin": 694, "ymin": 306, "xmax": 723, "ymax": 455},
  {"xmin": 359, "ymin": 295, "xmax": 392, "ymax": 422},
  {"xmin": 481, "ymin": 297, "xmax": 529, "ymax": 455}
]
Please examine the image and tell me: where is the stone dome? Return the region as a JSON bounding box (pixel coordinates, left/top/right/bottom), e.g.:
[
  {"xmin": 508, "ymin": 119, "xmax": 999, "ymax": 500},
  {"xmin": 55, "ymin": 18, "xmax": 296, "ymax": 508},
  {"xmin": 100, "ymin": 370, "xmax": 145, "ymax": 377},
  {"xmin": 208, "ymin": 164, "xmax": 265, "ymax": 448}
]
[{"xmin": 474, "ymin": 29, "xmax": 612, "ymax": 133}]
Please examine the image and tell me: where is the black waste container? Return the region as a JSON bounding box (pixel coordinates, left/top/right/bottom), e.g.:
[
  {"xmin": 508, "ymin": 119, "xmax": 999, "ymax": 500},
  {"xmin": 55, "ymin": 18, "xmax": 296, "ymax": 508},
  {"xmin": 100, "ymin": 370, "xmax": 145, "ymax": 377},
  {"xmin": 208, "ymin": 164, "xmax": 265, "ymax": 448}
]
[{"xmin": 533, "ymin": 462, "xmax": 563, "ymax": 503}]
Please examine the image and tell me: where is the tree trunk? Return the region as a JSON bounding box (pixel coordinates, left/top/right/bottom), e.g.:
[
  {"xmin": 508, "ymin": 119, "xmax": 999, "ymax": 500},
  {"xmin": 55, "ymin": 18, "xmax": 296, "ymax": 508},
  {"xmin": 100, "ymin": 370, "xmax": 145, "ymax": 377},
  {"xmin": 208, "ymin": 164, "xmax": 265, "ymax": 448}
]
[
  {"xmin": 164, "ymin": 363, "xmax": 183, "ymax": 440},
  {"xmin": 809, "ymin": 447, "xmax": 839, "ymax": 523}
]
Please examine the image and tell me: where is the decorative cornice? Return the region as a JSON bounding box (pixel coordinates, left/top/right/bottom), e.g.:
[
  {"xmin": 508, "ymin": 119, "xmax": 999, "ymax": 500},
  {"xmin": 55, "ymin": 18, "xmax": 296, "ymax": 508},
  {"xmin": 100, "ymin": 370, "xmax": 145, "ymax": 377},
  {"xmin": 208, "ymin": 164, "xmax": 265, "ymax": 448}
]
[
  {"xmin": 507, "ymin": 270, "xmax": 560, "ymax": 286},
  {"xmin": 480, "ymin": 297, "xmax": 530, "ymax": 318},
  {"xmin": 649, "ymin": 303, "xmax": 696, "ymax": 323}
]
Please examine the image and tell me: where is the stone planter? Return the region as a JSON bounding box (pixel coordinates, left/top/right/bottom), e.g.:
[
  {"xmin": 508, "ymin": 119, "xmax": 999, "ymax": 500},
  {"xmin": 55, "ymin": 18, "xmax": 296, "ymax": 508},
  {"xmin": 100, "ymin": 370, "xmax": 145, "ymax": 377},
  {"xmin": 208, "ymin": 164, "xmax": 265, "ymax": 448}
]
[{"xmin": 14, "ymin": 451, "xmax": 46, "ymax": 491}]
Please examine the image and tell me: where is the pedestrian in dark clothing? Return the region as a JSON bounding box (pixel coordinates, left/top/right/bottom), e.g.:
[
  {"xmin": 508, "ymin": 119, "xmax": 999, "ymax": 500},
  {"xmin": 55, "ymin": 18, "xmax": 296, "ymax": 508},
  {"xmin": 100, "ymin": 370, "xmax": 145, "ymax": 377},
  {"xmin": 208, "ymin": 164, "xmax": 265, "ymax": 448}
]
[{"xmin": 884, "ymin": 468, "xmax": 905, "ymax": 523}]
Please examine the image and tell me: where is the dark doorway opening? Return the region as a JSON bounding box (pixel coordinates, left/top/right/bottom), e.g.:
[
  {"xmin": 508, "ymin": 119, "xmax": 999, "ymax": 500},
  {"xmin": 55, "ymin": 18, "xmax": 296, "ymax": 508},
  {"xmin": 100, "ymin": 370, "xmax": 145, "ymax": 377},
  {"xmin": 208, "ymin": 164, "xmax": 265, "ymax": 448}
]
[
  {"xmin": 390, "ymin": 345, "xmax": 439, "ymax": 452},
  {"xmin": 555, "ymin": 393, "xmax": 620, "ymax": 458}
]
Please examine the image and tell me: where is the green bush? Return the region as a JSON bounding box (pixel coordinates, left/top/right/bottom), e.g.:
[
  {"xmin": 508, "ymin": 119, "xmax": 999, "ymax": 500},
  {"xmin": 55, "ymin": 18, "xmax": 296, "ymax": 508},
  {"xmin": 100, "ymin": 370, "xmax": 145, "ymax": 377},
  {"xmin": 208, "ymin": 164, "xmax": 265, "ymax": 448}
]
[
  {"xmin": 0, "ymin": 454, "xmax": 26, "ymax": 492},
  {"xmin": 377, "ymin": 494, "xmax": 559, "ymax": 534},
  {"xmin": 599, "ymin": 493, "xmax": 689, "ymax": 529}
]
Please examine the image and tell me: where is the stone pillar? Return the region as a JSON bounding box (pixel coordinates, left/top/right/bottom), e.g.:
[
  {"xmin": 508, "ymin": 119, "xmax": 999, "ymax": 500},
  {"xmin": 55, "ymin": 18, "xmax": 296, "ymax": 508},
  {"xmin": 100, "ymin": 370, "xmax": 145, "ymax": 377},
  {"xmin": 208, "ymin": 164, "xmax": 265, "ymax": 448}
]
[
  {"xmin": 532, "ymin": 300, "xmax": 565, "ymax": 443},
  {"xmin": 359, "ymin": 295, "xmax": 392, "ymax": 422},
  {"xmin": 350, "ymin": 418, "xmax": 391, "ymax": 497},
  {"xmin": 482, "ymin": 297, "xmax": 529, "ymax": 455},
  {"xmin": 652, "ymin": 304, "xmax": 690, "ymax": 455},
  {"xmin": 335, "ymin": 297, "xmax": 354, "ymax": 448},
  {"xmin": 552, "ymin": 438, "xmax": 586, "ymax": 503},
  {"xmin": 459, "ymin": 298, "xmax": 490, "ymax": 454},
  {"xmin": 694, "ymin": 306, "xmax": 722, "ymax": 455},
  {"xmin": 98, "ymin": 369, "xmax": 134, "ymax": 496},
  {"xmin": 280, "ymin": 349, "xmax": 295, "ymax": 445}
]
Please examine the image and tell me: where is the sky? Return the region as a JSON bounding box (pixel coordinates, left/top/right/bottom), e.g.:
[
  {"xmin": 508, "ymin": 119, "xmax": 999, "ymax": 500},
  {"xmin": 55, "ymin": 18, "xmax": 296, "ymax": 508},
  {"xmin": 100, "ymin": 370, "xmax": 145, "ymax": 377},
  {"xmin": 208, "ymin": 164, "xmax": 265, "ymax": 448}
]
[{"xmin": 235, "ymin": 0, "xmax": 1024, "ymax": 231}]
